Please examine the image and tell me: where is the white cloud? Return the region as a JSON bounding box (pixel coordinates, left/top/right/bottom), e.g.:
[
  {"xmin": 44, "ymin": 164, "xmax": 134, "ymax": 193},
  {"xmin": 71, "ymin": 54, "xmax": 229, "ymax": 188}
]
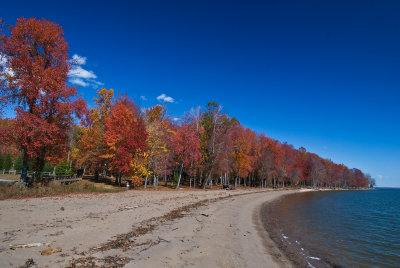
[
  {"xmin": 93, "ymin": 80, "xmax": 104, "ymax": 86},
  {"xmin": 0, "ymin": 54, "xmax": 15, "ymax": 77},
  {"xmin": 70, "ymin": 78, "xmax": 89, "ymax": 87},
  {"xmin": 377, "ymin": 174, "xmax": 383, "ymax": 180},
  {"xmin": 68, "ymin": 66, "xmax": 97, "ymax": 79},
  {"xmin": 0, "ymin": 55, "xmax": 6, "ymax": 65},
  {"xmin": 157, "ymin": 93, "xmax": 174, "ymax": 103},
  {"xmin": 68, "ymin": 54, "xmax": 102, "ymax": 88},
  {"xmin": 140, "ymin": 95, "xmax": 147, "ymax": 101},
  {"xmin": 173, "ymin": 117, "xmax": 180, "ymax": 121},
  {"xmin": 71, "ymin": 54, "xmax": 87, "ymax": 65}
]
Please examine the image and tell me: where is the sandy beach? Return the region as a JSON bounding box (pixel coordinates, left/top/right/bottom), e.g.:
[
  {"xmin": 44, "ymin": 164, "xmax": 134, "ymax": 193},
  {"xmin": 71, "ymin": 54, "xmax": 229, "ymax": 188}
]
[{"xmin": 0, "ymin": 188, "xmax": 300, "ymax": 267}]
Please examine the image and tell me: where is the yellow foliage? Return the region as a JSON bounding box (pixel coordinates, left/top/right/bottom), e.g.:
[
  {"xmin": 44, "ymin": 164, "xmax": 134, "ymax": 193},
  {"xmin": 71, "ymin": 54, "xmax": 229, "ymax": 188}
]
[
  {"xmin": 130, "ymin": 151, "xmax": 149, "ymax": 178},
  {"xmin": 130, "ymin": 176, "xmax": 144, "ymax": 188}
]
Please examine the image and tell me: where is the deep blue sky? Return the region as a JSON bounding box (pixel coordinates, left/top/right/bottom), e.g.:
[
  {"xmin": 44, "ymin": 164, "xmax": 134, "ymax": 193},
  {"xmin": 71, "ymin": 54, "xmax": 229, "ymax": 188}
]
[{"xmin": 2, "ymin": 0, "xmax": 400, "ymax": 186}]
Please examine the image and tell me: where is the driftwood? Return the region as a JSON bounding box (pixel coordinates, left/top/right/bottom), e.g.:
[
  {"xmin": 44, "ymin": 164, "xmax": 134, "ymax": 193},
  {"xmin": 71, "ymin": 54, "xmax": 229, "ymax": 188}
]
[
  {"xmin": 0, "ymin": 179, "xmax": 18, "ymax": 185},
  {"xmin": 41, "ymin": 247, "xmax": 62, "ymax": 256},
  {"xmin": 10, "ymin": 242, "xmax": 49, "ymax": 250}
]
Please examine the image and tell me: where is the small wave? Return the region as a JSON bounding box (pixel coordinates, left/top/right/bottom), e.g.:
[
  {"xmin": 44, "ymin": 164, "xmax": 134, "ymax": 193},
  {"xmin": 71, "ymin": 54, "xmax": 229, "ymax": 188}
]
[
  {"xmin": 308, "ymin": 256, "xmax": 321, "ymax": 260},
  {"xmin": 282, "ymin": 234, "xmax": 288, "ymax": 239},
  {"xmin": 307, "ymin": 261, "xmax": 316, "ymax": 268}
]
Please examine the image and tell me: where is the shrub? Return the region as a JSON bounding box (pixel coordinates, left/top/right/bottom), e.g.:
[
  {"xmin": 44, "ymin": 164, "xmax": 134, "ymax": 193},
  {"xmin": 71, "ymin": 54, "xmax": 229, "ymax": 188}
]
[
  {"xmin": 3, "ymin": 154, "xmax": 12, "ymax": 170},
  {"xmin": 14, "ymin": 157, "xmax": 23, "ymax": 170},
  {"xmin": 43, "ymin": 162, "xmax": 54, "ymax": 173},
  {"xmin": 131, "ymin": 176, "xmax": 144, "ymax": 188},
  {"xmin": 173, "ymin": 173, "xmax": 179, "ymax": 186},
  {"xmin": 55, "ymin": 161, "xmax": 73, "ymax": 176}
]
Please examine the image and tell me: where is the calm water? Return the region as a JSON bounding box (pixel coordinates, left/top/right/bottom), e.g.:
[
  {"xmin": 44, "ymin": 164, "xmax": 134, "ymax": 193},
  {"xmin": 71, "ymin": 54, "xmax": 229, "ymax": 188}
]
[{"xmin": 274, "ymin": 188, "xmax": 400, "ymax": 268}]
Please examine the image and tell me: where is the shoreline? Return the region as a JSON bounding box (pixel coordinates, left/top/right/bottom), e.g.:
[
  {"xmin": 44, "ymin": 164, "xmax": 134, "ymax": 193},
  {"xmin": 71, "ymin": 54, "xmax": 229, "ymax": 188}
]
[
  {"xmin": 0, "ymin": 188, "xmax": 338, "ymax": 267},
  {"xmin": 260, "ymin": 190, "xmax": 338, "ymax": 268}
]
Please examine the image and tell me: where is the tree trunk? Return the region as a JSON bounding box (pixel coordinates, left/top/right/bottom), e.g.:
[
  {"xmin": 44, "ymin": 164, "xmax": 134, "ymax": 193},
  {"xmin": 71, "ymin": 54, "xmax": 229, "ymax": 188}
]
[
  {"xmin": 144, "ymin": 171, "xmax": 149, "ymax": 189},
  {"xmin": 20, "ymin": 148, "xmax": 29, "ymax": 183},
  {"xmin": 153, "ymin": 174, "xmax": 157, "ymax": 187},
  {"xmin": 201, "ymin": 169, "xmax": 210, "ymax": 189},
  {"xmin": 176, "ymin": 163, "xmax": 184, "ymax": 189},
  {"xmin": 115, "ymin": 174, "xmax": 122, "ymax": 186}
]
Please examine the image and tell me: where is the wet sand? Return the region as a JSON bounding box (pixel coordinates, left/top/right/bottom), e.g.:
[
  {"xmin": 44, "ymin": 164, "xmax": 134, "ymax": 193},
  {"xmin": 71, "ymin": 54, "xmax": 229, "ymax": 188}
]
[{"xmin": 0, "ymin": 188, "xmax": 303, "ymax": 267}]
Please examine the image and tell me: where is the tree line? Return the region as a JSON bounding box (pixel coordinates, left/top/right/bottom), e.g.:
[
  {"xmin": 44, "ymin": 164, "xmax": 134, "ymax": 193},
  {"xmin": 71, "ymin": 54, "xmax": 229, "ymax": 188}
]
[{"xmin": 0, "ymin": 17, "xmax": 374, "ymax": 189}]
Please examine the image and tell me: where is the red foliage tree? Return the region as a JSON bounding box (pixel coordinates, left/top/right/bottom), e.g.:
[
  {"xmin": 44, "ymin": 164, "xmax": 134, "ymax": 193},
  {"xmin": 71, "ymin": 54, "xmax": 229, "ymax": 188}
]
[
  {"xmin": 171, "ymin": 123, "xmax": 202, "ymax": 189},
  {"xmin": 104, "ymin": 95, "xmax": 147, "ymax": 185},
  {"xmin": 0, "ymin": 18, "xmax": 86, "ymax": 182}
]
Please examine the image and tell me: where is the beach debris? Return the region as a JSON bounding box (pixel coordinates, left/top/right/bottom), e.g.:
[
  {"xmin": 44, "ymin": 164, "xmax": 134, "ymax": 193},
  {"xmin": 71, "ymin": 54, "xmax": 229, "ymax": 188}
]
[
  {"xmin": 41, "ymin": 247, "xmax": 62, "ymax": 256},
  {"xmin": 70, "ymin": 255, "xmax": 132, "ymax": 267},
  {"xmin": 60, "ymin": 207, "xmax": 65, "ymax": 211},
  {"xmin": 18, "ymin": 258, "xmax": 35, "ymax": 268},
  {"xmin": 124, "ymin": 206, "xmax": 139, "ymax": 209},
  {"xmin": 223, "ymin": 184, "xmax": 233, "ymax": 190},
  {"xmin": 10, "ymin": 243, "xmax": 49, "ymax": 250},
  {"xmin": 157, "ymin": 236, "xmax": 170, "ymax": 243},
  {"xmin": 48, "ymin": 231, "xmax": 64, "ymax": 237},
  {"xmin": 201, "ymin": 213, "xmax": 209, "ymax": 217}
]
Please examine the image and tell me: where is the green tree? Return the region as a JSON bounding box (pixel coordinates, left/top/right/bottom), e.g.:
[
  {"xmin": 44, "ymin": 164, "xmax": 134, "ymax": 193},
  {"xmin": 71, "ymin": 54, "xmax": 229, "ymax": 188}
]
[
  {"xmin": 43, "ymin": 162, "xmax": 54, "ymax": 173},
  {"xmin": 14, "ymin": 156, "xmax": 23, "ymax": 170},
  {"xmin": 3, "ymin": 154, "xmax": 12, "ymax": 170},
  {"xmin": 55, "ymin": 161, "xmax": 73, "ymax": 176}
]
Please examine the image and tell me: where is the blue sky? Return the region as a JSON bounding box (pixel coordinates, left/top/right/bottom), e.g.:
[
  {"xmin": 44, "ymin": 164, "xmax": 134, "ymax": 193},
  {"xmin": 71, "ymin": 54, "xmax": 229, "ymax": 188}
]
[{"xmin": 2, "ymin": 0, "xmax": 400, "ymax": 186}]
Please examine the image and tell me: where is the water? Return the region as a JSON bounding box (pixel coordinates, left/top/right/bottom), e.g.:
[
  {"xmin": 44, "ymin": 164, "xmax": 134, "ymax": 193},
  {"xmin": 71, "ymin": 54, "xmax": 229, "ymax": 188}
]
[{"xmin": 273, "ymin": 188, "xmax": 400, "ymax": 268}]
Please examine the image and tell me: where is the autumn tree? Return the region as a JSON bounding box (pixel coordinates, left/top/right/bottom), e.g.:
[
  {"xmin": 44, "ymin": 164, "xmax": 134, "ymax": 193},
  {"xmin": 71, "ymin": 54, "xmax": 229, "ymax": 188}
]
[
  {"xmin": 73, "ymin": 88, "xmax": 113, "ymax": 179},
  {"xmin": 0, "ymin": 17, "xmax": 86, "ymax": 182},
  {"xmin": 200, "ymin": 102, "xmax": 234, "ymax": 188},
  {"xmin": 104, "ymin": 95, "xmax": 147, "ymax": 185},
  {"xmin": 171, "ymin": 123, "xmax": 202, "ymax": 189},
  {"xmin": 143, "ymin": 105, "xmax": 171, "ymax": 188},
  {"xmin": 230, "ymin": 124, "xmax": 253, "ymax": 187},
  {"xmin": 259, "ymin": 135, "xmax": 285, "ymax": 187}
]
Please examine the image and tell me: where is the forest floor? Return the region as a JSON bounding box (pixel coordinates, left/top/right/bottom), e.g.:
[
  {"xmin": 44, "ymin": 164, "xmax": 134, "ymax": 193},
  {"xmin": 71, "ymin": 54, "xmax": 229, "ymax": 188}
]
[{"xmin": 0, "ymin": 188, "xmax": 304, "ymax": 268}]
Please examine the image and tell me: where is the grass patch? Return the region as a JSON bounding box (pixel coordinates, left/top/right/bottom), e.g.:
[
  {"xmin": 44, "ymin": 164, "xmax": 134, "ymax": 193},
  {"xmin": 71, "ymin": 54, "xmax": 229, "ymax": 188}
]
[
  {"xmin": 0, "ymin": 174, "xmax": 20, "ymax": 180},
  {"xmin": 0, "ymin": 180, "xmax": 124, "ymax": 200}
]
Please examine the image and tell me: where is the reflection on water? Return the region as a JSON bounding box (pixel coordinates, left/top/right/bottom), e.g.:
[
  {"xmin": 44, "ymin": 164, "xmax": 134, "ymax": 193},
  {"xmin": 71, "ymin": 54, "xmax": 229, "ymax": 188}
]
[{"xmin": 272, "ymin": 188, "xmax": 400, "ymax": 267}]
